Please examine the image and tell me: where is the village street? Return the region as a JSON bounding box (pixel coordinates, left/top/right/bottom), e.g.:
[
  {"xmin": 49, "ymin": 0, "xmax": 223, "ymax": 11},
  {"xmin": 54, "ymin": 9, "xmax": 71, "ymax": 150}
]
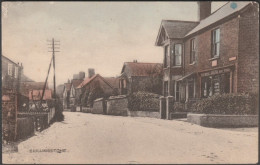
[{"xmin": 3, "ymin": 112, "xmax": 258, "ymax": 164}]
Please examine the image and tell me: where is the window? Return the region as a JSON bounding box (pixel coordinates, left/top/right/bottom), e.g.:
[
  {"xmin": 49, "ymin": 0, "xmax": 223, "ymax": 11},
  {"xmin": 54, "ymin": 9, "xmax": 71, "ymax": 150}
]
[
  {"xmin": 164, "ymin": 81, "xmax": 168, "ymax": 96},
  {"xmin": 8, "ymin": 63, "xmax": 13, "ymax": 76},
  {"xmin": 190, "ymin": 39, "xmax": 196, "ymax": 63},
  {"xmin": 14, "ymin": 66, "xmax": 18, "ymax": 78},
  {"xmin": 188, "ymin": 79, "xmax": 195, "ymax": 99},
  {"xmin": 212, "ymin": 28, "xmax": 220, "ymax": 58},
  {"xmin": 175, "ymin": 81, "xmax": 180, "ymax": 101},
  {"xmin": 164, "ymin": 45, "xmax": 169, "ymax": 68},
  {"xmin": 174, "ymin": 44, "xmax": 182, "ymax": 66}
]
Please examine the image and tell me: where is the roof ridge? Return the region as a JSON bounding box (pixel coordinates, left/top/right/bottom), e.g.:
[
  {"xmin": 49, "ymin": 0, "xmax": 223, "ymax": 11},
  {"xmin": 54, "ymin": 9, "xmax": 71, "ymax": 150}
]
[{"xmin": 162, "ymin": 19, "xmax": 199, "ymax": 23}]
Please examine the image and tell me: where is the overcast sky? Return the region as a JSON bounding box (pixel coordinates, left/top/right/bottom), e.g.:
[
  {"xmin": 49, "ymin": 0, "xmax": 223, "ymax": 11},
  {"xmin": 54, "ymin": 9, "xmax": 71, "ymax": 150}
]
[{"xmin": 2, "ymin": 1, "xmax": 227, "ymax": 86}]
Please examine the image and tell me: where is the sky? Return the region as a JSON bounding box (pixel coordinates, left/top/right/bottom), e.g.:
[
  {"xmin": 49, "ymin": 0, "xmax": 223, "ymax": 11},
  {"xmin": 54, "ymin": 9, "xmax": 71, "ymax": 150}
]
[{"xmin": 2, "ymin": 1, "xmax": 227, "ymax": 86}]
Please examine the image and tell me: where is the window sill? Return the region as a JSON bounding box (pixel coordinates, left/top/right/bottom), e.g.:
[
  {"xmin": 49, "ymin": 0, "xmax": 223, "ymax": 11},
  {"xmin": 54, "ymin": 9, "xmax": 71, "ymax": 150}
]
[
  {"xmin": 189, "ymin": 62, "xmax": 196, "ymax": 65},
  {"xmin": 172, "ymin": 66, "xmax": 182, "ymax": 68},
  {"xmin": 209, "ymin": 56, "xmax": 219, "ymax": 61}
]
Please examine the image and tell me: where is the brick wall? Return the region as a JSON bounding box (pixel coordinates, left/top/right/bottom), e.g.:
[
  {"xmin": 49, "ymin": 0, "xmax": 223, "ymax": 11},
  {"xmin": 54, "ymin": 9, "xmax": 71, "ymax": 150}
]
[{"xmin": 237, "ymin": 6, "xmax": 259, "ymax": 93}]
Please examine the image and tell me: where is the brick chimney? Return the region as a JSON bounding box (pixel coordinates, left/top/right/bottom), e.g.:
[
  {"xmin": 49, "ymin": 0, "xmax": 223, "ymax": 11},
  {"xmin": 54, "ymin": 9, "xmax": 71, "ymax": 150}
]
[
  {"xmin": 79, "ymin": 71, "xmax": 85, "ymax": 80},
  {"xmin": 198, "ymin": 1, "xmax": 211, "ymax": 21},
  {"xmin": 88, "ymin": 68, "xmax": 95, "ymax": 78}
]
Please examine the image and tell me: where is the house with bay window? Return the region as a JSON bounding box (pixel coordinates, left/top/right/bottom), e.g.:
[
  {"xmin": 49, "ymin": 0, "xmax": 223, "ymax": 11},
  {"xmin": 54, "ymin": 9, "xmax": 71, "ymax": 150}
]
[{"xmin": 155, "ymin": 1, "xmax": 259, "ymax": 109}]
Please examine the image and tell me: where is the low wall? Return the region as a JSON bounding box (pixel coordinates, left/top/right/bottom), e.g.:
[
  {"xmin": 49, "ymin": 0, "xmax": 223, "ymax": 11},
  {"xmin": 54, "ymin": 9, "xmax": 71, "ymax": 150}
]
[
  {"xmin": 82, "ymin": 107, "xmax": 92, "ymax": 113},
  {"xmin": 92, "ymin": 98, "xmax": 105, "ymax": 114},
  {"xmin": 16, "ymin": 117, "xmax": 34, "ymax": 140},
  {"xmin": 127, "ymin": 110, "xmax": 160, "ymax": 118},
  {"xmin": 106, "ymin": 95, "xmax": 128, "ymax": 116},
  {"xmin": 187, "ymin": 113, "xmax": 259, "ymax": 128}
]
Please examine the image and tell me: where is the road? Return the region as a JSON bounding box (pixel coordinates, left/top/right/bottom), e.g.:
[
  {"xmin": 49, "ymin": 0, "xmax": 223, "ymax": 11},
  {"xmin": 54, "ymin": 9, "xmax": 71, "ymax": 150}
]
[{"xmin": 3, "ymin": 112, "xmax": 258, "ymax": 164}]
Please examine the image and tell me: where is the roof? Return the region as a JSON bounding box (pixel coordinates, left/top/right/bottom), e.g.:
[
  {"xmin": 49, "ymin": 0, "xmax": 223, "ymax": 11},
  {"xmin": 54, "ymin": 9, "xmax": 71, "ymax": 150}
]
[
  {"xmin": 2, "ymin": 55, "xmax": 20, "ymax": 66},
  {"xmin": 28, "ymin": 89, "xmax": 52, "ymax": 101},
  {"xmin": 185, "ymin": 1, "xmax": 252, "ymax": 37},
  {"xmin": 21, "ymin": 74, "xmax": 34, "ymax": 82},
  {"xmin": 103, "ymin": 77, "xmax": 119, "ymax": 89},
  {"xmin": 20, "ymin": 82, "xmax": 49, "ymax": 97},
  {"xmin": 77, "ymin": 74, "xmax": 114, "ymax": 89},
  {"xmin": 155, "ymin": 20, "xmax": 199, "ymax": 45},
  {"xmin": 71, "ymin": 79, "xmax": 84, "ymax": 88},
  {"xmin": 121, "ymin": 62, "xmax": 163, "ymax": 77}
]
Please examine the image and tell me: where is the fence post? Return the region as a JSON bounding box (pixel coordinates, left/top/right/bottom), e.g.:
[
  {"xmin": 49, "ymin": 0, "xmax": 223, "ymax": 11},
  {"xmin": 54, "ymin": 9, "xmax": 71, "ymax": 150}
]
[
  {"xmin": 166, "ymin": 96, "xmax": 174, "ymax": 120},
  {"xmin": 160, "ymin": 97, "xmax": 166, "ymax": 119}
]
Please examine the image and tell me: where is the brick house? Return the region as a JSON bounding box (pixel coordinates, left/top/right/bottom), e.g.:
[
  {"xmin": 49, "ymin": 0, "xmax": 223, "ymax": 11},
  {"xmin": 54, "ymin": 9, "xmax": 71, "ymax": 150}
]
[
  {"xmin": 119, "ymin": 61, "xmax": 163, "ymax": 95},
  {"xmin": 155, "ymin": 2, "xmax": 259, "ymax": 109}
]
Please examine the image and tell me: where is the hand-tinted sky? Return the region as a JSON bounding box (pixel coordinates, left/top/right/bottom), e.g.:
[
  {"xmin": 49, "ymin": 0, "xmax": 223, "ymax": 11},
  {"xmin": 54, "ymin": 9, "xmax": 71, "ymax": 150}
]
[{"xmin": 2, "ymin": 1, "xmax": 226, "ymax": 86}]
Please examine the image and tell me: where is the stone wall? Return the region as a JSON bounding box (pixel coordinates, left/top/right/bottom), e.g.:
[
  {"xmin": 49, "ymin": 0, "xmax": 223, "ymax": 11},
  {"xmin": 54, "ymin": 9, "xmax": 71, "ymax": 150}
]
[
  {"xmin": 92, "ymin": 98, "xmax": 105, "ymax": 114},
  {"xmin": 106, "ymin": 95, "xmax": 128, "ymax": 116}
]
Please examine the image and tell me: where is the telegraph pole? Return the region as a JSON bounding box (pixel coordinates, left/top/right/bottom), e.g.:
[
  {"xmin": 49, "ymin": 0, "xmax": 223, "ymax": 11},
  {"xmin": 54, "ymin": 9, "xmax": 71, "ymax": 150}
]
[{"xmin": 47, "ymin": 38, "xmax": 60, "ymax": 109}]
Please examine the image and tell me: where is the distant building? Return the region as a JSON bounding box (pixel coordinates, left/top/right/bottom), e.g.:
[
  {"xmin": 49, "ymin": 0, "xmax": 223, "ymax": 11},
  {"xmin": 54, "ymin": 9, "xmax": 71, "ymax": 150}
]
[
  {"xmin": 119, "ymin": 61, "xmax": 163, "ymax": 95},
  {"xmin": 63, "ymin": 72, "xmax": 85, "ymax": 109}
]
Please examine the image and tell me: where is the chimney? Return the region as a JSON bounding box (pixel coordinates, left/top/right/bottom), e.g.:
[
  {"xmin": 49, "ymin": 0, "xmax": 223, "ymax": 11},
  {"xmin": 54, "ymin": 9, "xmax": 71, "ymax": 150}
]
[
  {"xmin": 73, "ymin": 74, "xmax": 79, "ymax": 79},
  {"xmin": 68, "ymin": 79, "xmax": 70, "ymax": 83},
  {"xmin": 198, "ymin": 1, "xmax": 211, "ymax": 21},
  {"xmin": 79, "ymin": 71, "xmax": 85, "ymax": 80},
  {"xmin": 88, "ymin": 68, "xmax": 95, "ymax": 78},
  {"xmin": 133, "ymin": 60, "xmax": 138, "ymax": 63}
]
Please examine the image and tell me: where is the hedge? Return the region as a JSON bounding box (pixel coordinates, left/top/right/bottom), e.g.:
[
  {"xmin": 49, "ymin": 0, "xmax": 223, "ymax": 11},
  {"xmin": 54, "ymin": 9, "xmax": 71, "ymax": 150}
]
[
  {"xmin": 191, "ymin": 93, "xmax": 258, "ymax": 115},
  {"xmin": 128, "ymin": 91, "xmax": 160, "ymax": 112}
]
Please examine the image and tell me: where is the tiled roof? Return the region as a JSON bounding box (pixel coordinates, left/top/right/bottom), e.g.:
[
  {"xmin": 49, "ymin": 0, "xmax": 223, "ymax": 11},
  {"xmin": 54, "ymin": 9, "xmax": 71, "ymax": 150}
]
[
  {"xmin": 77, "ymin": 74, "xmax": 115, "ymax": 89},
  {"xmin": 162, "ymin": 20, "xmax": 199, "ymax": 39},
  {"xmin": 77, "ymin": 74, "xmax": 98, "ymax": 89},
  {"xmin": 185, "ymin": 1, "xmax": 252, "ymax": 37},
  {"xmin": 103, "ymin": 77, "xmax": 119, "ymax": 89},
  {"xmin": 20, "ymin": 82, "xmax": 48, "ymax": 97},
  {"xmin": 71, "ymin": 79, "xmax": 84, "ymax": 88},
  {"xmin": 121, "ymin": 62, "xmax": 163, "ymax": 77},
  {"xmin": 28, "ymin": 89, "xmax": 52, "ymax": 101}
]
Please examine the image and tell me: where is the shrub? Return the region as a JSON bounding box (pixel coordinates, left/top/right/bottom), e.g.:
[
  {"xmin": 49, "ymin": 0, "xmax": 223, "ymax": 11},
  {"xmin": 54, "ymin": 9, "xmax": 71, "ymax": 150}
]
[
  {"xmin": 191, "ymin": 93, "xmax": 258, "ymax": 115},
  {"xmin": 128, "ymin": 91, "xmax": 160, "ymax": 112}
]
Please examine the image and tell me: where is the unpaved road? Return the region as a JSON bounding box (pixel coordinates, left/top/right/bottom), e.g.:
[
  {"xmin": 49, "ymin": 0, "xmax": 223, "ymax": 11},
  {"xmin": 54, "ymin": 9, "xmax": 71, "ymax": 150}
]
[{"xmin": 3, "ymin": 112, "xmax": 258, "ymax": 164}]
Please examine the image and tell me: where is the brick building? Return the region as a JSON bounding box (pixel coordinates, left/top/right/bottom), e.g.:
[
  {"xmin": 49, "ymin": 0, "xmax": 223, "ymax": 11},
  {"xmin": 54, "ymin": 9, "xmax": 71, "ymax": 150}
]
[
  {"xmin": 155, "ymin": 2, "xmax": 259, "ymax": 109},
  {"xmin": 76, "ymin": 74, "xmax": 119, "ymax": 107},
  {"xmin": 119, "ymin": 61, "xmax": 163, "ymax": 95}
]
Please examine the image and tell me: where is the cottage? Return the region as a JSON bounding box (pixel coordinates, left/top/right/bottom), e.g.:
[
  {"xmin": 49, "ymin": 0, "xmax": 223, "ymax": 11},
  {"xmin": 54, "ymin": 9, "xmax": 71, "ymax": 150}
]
[
  {"xmin": 155, "ymin": 1, "xmax": 259, "ymax": 109},
  {"xmin": 76, "ymin": 74, "xmax": 118, "ymax": 107},
  {"xmin": 119, "ymin": 61, "xmax": 163, "ymax": 95}
]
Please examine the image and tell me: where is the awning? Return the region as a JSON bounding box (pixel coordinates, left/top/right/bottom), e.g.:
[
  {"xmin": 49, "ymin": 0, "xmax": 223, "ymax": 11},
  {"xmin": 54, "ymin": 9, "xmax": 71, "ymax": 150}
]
[{"xmin": 176, "ymin": 72, "xmax": 196, "ymax": 82}]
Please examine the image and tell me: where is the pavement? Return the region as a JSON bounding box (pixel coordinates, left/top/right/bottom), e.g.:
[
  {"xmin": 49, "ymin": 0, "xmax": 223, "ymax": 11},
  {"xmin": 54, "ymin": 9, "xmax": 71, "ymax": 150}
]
[{"xmin": 2, "ymin": 111, "xmax": 258, "ymax": 164}]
